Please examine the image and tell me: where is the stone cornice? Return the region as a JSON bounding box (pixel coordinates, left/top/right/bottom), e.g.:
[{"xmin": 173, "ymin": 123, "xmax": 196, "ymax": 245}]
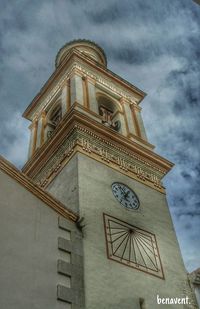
[
  {"xmin": 23, "ymin": 49, "xmax": 146, "ymax": 120},
  {"xmin": 0, "ymin": 155, "xmax": 78, "ymax": 222},
  {"xmin": 22, "ymin": 108, "xmax": 173, "ymax": 194}
]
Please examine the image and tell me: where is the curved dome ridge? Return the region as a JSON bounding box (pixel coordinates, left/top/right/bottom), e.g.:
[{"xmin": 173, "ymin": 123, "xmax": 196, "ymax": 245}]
[{"xmin": 55, "ymin": 39, "xmax": 107, "ymax": 68}]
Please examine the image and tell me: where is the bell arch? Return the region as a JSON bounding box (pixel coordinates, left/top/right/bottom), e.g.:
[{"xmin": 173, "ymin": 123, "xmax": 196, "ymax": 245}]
[
  {"xmin": 45, "ymin": 99, "xmax": 62, "ymax": 140},
  {"xmin": 96, "ymin": 92, "xmax": 125, "ymax": 134}
]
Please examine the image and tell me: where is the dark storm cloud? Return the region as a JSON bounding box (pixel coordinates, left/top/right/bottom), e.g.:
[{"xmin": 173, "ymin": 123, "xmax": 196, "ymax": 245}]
[
  {"xmin": 106, "ymin": 44, "xmax": 160, "ymax": 65},
  {"xmin": 0, "ymin": 0, "xmax": 199, "ymax": 272},
  {"xmin": 86, "ymin": 3, "xmax": 125, "ymax": 24},
  {"xmin": 179, "ymin": 211, "xmax": 200, "ymax": 217}
]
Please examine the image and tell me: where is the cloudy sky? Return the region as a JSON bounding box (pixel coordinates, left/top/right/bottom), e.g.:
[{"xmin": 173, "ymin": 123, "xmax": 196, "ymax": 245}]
[{"xmin": 0, "ymin": 0, "xmax": 199, "ymax": 272}]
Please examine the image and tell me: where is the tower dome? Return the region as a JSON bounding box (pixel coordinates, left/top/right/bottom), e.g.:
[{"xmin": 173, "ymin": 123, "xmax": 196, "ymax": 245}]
[{"xmin": 55, "ymin": 39, "xmax": 107, "ymax": 68}]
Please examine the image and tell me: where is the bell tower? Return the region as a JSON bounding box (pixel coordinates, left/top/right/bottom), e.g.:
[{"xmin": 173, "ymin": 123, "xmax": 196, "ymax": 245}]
[{"xmin": 22, "ymin": 40, "xmax": 196, "ymax": 308}]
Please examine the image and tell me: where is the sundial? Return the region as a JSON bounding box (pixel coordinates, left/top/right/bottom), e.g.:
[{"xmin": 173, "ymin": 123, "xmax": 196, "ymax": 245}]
[{"xmin": 103, "ymin": 213, "xmax": 164, "ymax": 279}]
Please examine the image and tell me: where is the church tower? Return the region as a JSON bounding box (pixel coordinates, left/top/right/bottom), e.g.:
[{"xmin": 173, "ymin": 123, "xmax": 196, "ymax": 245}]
[{"xmin": 22, "ymin": 40, "xmax": 196, "ymax": 308}]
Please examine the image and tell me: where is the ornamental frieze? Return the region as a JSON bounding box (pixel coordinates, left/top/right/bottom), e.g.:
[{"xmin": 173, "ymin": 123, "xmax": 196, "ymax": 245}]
[
  {"xmin": 34, "ymin": 125, "xmax": 164, "ymax": 192},
  {"xmin": 74, "ymin": 63, "xmax": 138, "ymax": 103},
  {"xmin": 31, "ymin": 61, "xmax": 139, "ymax": 119}
]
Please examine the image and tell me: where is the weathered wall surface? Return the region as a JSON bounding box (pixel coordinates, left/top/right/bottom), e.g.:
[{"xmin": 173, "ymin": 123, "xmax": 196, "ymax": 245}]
[
  {"xmin": 38, "ymin": 151, "xmax": 193, "ymax": 308},
  {"xmin": 47, "ymin": 155, "xmax": 79, "ymax": 214},
  {"xmin": 76, "ymin": 153, "xmax": 189, "ymax": 309},
  {"xmin": 0, "ymin": 169, "xmax": 83, "ymax": 309}
]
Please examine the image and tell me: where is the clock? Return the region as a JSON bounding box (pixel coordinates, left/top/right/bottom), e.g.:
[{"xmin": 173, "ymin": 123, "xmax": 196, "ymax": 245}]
[{"xmin": 111, "ymin": 182, "xmax": 140, "ymax": 210}]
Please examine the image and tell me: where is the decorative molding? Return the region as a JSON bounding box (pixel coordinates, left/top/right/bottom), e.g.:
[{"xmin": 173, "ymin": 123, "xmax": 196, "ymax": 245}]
[
  {"xmin": 23, "ymin": 109, "xmax": 173, "ymax": 194},
  {"xmin": 75, "ymin": 63, "xmax": 137, "ymax": 103},
  {"xmin": 23, "ymin": 50, "xmax": 145, "ymax": 121},
  {"xmin": 39, "ymin": 60, "xmax": 136, "ymax": 118},
  {"xmin": 30, "ymin": 64, "xmax": 76, "ymax": 120},
  {"xmin": 95, "ymin": 81, "xmax": 122, "ymax": 100},
  {"xmin": 26, "ymin": 127, "xmax": 164, "ymax": 192},
  {"xmin": 0, "ymin": 155, "xmax": 78, "ymax": 222}
]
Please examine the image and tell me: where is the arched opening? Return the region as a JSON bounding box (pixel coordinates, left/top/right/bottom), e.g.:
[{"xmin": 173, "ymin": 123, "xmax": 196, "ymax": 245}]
[
  {"xmin": 49, "ymin": 105, "xmax": 62, "ymax": 127},
  {"xmin": 46, "ymin": 104, "xmax": 62, "ymax": 139},
  {"xmin": 97, "ymin": 95, "xmax": 121, "ymax": 132}
]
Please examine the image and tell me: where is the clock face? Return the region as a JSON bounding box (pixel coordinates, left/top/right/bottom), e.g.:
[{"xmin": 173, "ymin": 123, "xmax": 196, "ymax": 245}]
[{"xmin": 111, "ymin": 182, "xmax": 140, "ymax": 210}]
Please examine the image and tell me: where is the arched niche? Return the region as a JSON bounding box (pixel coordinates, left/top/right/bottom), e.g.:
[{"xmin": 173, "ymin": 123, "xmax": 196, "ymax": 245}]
[
  {"xmin": 96, "ymin": 93, "xmax": 122, "ymax": 133},
  {"xmin": 45, "ymin": 100, "xmax": 62, "ymax": 139},
  {"xmin": 49, "ymin": 104, "xmax": 62, "ymax": 127}
]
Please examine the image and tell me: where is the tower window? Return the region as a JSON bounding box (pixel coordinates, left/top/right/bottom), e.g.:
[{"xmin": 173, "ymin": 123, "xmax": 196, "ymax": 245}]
[
  {"xmin": 46, "ymin": 104, "xmax": 62, "ymax": 139},
  {"xmin": 50, "ymin": 105, "xmax": 62, "ymax": 127},
  {"xmin": 99, "ymin": 105, "xmax": 113, "ymax": 126},
  {"xmin": 99, "ymin": 103, "xmax": 121, "ymax": 132},
  {"xmin": 97, "ymin": 95, "xmax": 121, "ymax": 132}
]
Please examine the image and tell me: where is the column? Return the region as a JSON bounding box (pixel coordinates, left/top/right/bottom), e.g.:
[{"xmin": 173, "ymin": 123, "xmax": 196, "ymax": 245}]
[
  {"xmin": 67, "ymin": 79, "xmax": 71, "ymax": 111},
  {"xmin": 28, "ymin": 119, "xmax": 38, "ymax": 158},
  {"xmin": 131, "ymin": 104, "xmax": 148, "ymax": 141},
  {"xmin": 70, "ymin": 74, "xmax": 84, "ymax": 106},
  {"xmin": 87, "ymin": 79, "xmax": 99, "ymax": 114},
  {"xmin": 36, "ymin": 114, "xmax": 43, "ymax": 149},
  {"xmin": 40, "ymin": 110, "xmax": 46, "ymax": 145},
  {"xmin": 121, "ymin": 98, "xmax": 137, "ymax": 136},
  {"xmin": 114, "ymin": 111, "xmax": 127, "ymax": 136},
  {"xmin": 61, "ymin": 84, "xmax": 67, "ymax": 115},
  {"xmin": 82, "ymin": 76, "xmax": 89, "ymax": 109}
]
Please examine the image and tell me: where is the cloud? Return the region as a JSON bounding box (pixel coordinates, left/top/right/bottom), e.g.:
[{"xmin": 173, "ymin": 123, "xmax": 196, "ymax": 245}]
[
  {"xmin": 0, "ymin": 112, "xmax": 29, "ymax": 168},
  {"xmin": 0, "ymin": 0, "xmax": 199, "ymax": 272}
]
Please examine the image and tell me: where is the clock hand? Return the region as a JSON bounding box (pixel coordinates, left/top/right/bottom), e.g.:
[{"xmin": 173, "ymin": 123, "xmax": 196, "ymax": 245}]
[
  {"xmin": 121, "ymin": 187, "xmax": 129, "ymax": 198},
  {"xmin": 124, "ymin": 191, "xmax": 130, "ymax": 199},
  {"xmin": 121, "ymin": 190, "xmax": 130, "ymax": 202},
  {"xmin": 120, "ymin": 187, "xmax": 126, "ymax": 194}
]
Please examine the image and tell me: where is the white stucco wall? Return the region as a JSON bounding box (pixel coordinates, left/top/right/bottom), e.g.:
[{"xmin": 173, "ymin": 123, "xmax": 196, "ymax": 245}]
[{"xmin": 0, "ymin": 170, "xmax": 72, "ymax": 309}]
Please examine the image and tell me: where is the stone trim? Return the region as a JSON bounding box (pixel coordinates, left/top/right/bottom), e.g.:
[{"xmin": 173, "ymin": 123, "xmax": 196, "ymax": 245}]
[
  {"xmin": 58, "ymin": 237, "xmax": 72, "ymax": 252},
  {"xmin": 57, "ymin": 217, "xmax": 84, "ymax": 308},
  {"xmin": 57, "ymin": 285, "xmax": 74, "ymax": 303},
  {"xmin": 31, "ymin": 124, "xmax": 166, "ymax": 192},
  {"xmin": 23, "ymin": 49, "xmax": 145, "ymax": 120}
]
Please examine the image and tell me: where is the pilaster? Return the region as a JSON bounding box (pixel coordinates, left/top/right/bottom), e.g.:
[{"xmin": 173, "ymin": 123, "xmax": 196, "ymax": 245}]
[
  {"xmin": 82, "ymin": 76, "xmax": 89, "ymax": 109},
  {"xmin": 36, "ymin": 114, "xmax": 43, "ymax": 149},
  {"xmin": 71, "ymin": 74, "xmax": 84, "ymax": 106},
  {"xmin": 121, "ymin": 98, "xmax": 136, "ymax": 136},
  {"xmin": 40, "ymin": 110, "xmax": 46, "ymax": 145},
  {"xmin": 28, "ymin": 118, "xmax": 38, "ymax": 158},
  {"xmin": 61, "ymin": 84, "xmax": 68, "ymax": 115},
  {"xmin": 67, "ymin": 79, "xmax": 71, "ymax": 111},
  {"xmin": 87, "ymin": 78, "xmax": 99, "ymax": 114},
  {"xmin": 131, "ymin": 104, "xmax": 147, "ymax": 141}
]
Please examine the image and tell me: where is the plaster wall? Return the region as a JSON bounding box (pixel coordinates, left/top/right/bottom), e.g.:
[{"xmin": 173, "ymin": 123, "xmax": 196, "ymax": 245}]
[
  {"xmin": 76, "ymin": 153, "xmax": 189, "ymax": 309},
  {"xmin": 0, "ymin": 169, "xmax": 79, "ymax": 309},
  {"xmin": 47, "ymin": 155, "xmax": 79, "ymax": 214}
]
